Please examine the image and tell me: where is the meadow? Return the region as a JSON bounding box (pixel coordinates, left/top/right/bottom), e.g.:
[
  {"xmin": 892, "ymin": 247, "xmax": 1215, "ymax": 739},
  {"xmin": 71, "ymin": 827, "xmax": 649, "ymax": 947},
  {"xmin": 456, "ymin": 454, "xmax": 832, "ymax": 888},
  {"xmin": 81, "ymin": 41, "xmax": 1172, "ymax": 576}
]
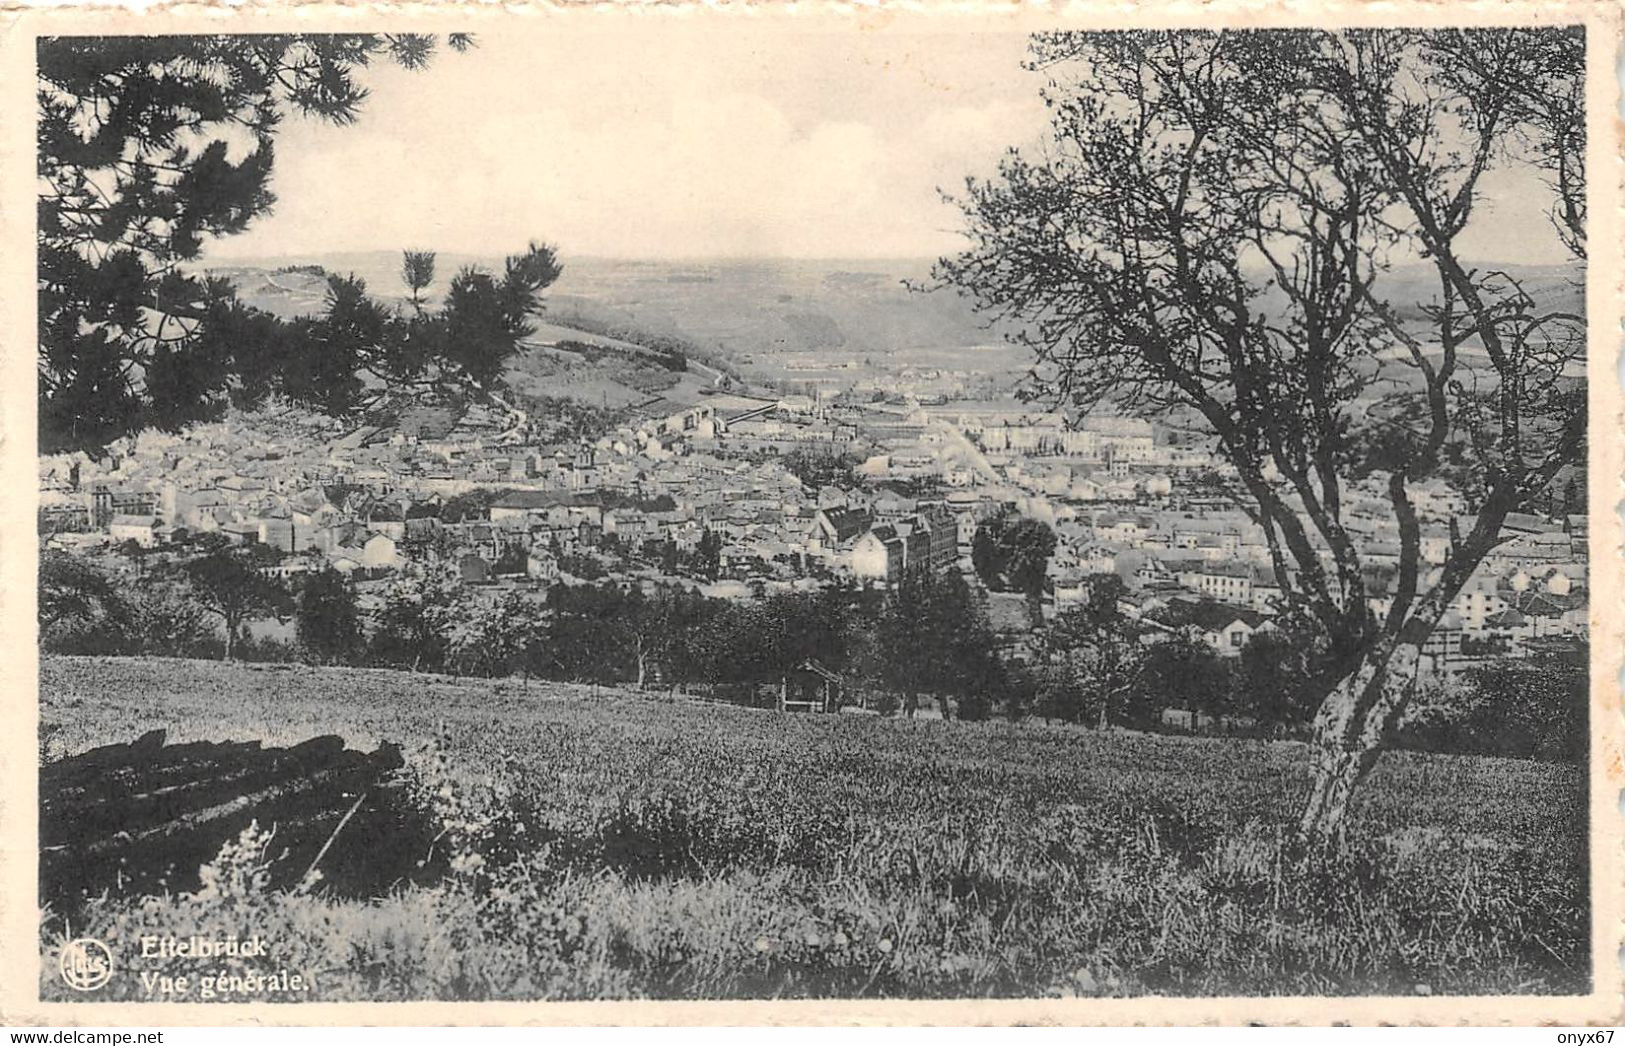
[{"xmin": 38, "ymin": 655, "xmax": 1589, "ymax": 1001}]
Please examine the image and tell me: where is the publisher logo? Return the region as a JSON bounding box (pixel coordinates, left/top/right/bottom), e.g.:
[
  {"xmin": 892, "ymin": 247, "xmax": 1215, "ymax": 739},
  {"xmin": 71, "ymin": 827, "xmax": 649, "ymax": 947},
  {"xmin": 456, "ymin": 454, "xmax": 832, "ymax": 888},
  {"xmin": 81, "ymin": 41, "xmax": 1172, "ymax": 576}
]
[{"xmin": 59, "ymin": 937, "xmax": 113, "ymax": 991}]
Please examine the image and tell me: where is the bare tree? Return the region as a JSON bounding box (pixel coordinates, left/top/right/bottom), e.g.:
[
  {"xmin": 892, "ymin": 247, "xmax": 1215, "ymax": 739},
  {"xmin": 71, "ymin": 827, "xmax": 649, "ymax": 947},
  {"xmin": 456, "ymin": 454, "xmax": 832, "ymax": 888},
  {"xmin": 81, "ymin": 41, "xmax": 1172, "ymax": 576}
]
[{"xmin": 937, "ymin": 28, "xmax": 1586, "ymax": 843}]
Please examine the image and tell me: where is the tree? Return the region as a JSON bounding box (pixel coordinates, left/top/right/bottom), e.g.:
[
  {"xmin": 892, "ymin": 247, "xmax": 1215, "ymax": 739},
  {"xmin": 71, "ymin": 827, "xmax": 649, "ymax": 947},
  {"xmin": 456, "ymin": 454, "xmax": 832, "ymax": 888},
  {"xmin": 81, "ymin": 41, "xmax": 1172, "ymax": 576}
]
[
  {"xmin": 181, "ymin": 548, "xmax": 292, "ymax": 659},
  {"xmin": 874, "ymin": 574, "xmax": 935, "ymax": 716},
  {"xmin": 273, "ymin": 240, "xmax": 560, "ymax": 417},
  {"xmin": 38, "ymin": 33, "xmax": 474, "ymax": 454},
  {"xmin": 367, "ymin": 567, "xmax": 470, "ymax": 672},
  {"xmin": 782, "ymin": 448, "xmax": 861, "ymax": 491},
  {"xmin": 402, "ymin": 250, "xmax": 437, "ymax": 310},
  {"xmin": 1231, "ymin": 615, "xmax": 1327, "ymax": 727},
  {"xmin": 545, "ymin": 583, "xmax": 681, "ymax": 685},
  {"xmin": 1041, "ymin": 575, "xmax": 1146, "ymax": 729},
  {"xmin": 39, "ymin": 550, "xmax": 120, "ymax": 633},
  {"xmin": 872, "ymin": 571, "xmax": 1002, "ymax": 718},
  {"xmin": 971, "ymin": 510, "xmax": 1057, "ymax": 598},
  {"xmin": 116, "ymin": 538, "xmax": 151, "ymax": 578},
  {"xmin": 1141, "ymin": 635, "xmax": 1231, "ymax": 726},
  {"xmin": 694, "ymin": 529, "xmax": 723, "ymax": 582},
  {"xmin": 626, "ymin": 588, "xmax": 674, "ymax": 688},
  {"xmin": 938, "ymin": 29, "xmax": 1586, "ymax": 843},
  {"xmin": 447, "ymin": 591, "xmax": 545, "ymax": 679},
  {"xmin": 492, "ymin": 543, "xmax": 529, "ymax": 576},
  {"xmin": 654, "ymin": 588, "xmax": 725, "ymax": 691},
  {"xmin": 123, "ymin": 581, "xmax": 214, "ymax": 657},
  {"xmin": 295, "ymin": 568, "xmax": 361, "ymax": 665},
  {"xmin": 999, "ymin": 662, "xmax": 1037, "ymax": 722}
]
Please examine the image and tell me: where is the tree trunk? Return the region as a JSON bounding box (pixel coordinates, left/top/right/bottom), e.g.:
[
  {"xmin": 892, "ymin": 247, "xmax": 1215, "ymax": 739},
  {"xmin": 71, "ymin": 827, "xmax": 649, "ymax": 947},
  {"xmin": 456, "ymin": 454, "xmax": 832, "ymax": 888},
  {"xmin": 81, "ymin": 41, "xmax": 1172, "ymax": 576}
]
[
  {"xmin": 1298, "ymin": 710, "xmax": 1377, "ymax": 845},
  {"xmin": 1299, "ymin": 640, "xmax": 1424, "ymax": 844}
]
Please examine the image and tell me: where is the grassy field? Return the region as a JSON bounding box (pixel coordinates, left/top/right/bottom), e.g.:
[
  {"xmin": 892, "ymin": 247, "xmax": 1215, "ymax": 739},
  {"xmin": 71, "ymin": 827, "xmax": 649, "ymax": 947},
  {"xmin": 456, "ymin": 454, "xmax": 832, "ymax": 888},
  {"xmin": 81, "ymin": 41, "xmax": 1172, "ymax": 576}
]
[{"xmin": 38, "ymin": 655, "xmax": 1589, "ymax": 1001}]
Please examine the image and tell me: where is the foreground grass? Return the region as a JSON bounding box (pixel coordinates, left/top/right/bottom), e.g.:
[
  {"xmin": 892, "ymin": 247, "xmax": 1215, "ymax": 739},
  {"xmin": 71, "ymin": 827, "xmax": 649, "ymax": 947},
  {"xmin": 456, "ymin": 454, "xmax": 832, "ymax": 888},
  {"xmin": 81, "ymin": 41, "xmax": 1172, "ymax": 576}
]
[{"xmin": 39, "ymin": 655, "xmax": 1589, "ymax": 999}]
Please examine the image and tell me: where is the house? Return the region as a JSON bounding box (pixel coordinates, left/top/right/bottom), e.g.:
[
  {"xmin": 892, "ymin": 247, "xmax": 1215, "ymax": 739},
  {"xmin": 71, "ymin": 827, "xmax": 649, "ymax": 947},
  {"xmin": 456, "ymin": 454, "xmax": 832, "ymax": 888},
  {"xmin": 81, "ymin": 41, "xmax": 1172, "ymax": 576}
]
[
  {"xmin": 217, "ymin": 475, "xmax": 267, "ymax": 495},
  {"xmin": 912, "ymin": 503, "xmax": 959, "ymax": 572},
  {"xmin": 363, "ymin": 533, "xmax": 402, "ymax": 570},
  {"xmin": 806, "ymin": 507, "xmax": 873, "ymax": 554},
  {"xmin": 1159, "ymin": 707, "xmax": 1219, "ymax": 732},
  {"xmin": 1420, "ymin": 528, "xmax": 1452, "ymax": 565},
  {"xmin": 88, "ymin": 486, "xmax": 158, "ymax": 527},
  {"xmin": 108, "ymin": 514, "xmax": 161, "ymax": 547},
  {"xmin": 1502, "ymin": 511, "xmax": 1561, "ymax": 536},
  {"xmin": 461, "ymin": 523, "xmax": 504, "ymax": 559},
  {"xmin": 316, "ymin": 521, "xmax": 370, "ymax": 558},
  {"xmin": 778, "ymin": 659, "xmax": 845, "ymax": 713},
  {"xmin": 850, "ymin": 526, "xmax": 906, "ymax": 584},
  {"xmin": 897, "ymin": 521, "xmax": 931, "ymax": 575},
  {"xmin": 258, "ymin": 518, "xmax": 295, "ymax": 553},
  {"xmin": 489, "ymin": 490, "xmax": 573, "ymax": 522},
  {"xmin": 365, "ymin": 509, "xmax": 407, "ymax": 541},
  {"xmin": 1418, "ymin": 613, "xmax": 1466, "ymax": 676},
  {"xmin": 221, "ymin": 520, "xmax": 261, "ymax": 545},
  {"xmin": 816, "ymin": 486, "xmax": 850, "ymax": 510},
  {"xmin": 1178, "ymin": 562, "xmax": 1254, "ymax": 606},
  {"xmin": 1506, "ymin": 589, "xmax": 1588, "ymax": 637},
  {"xmin": 1250, "ymin": 577, "xmax": 1285, "ymax": 614},
  {"xmin": 1148, "ymin": 598, "xmax": 1267, "ymax": 656},
  {"xmin": 870, "ymin": 489, "xmax": 918, "ymax": 522},
  {"xmin": 402, "ymin": 517, "xmax": 443, "ymax": 549},
  {"xmin": 1450, "ymin": 576, "xmax": 1508, "ymax": 631},
  {"xmin": 526, "ymin": 551, "xmax": 559, "ymax": 580},
  {"xmin": 259, "ymin": 554, "xmax": 318, "ymax": 579},
  {"xmin": 290, "ymin": 490, "xmax": 339, "ymax": 529},
  {"xmin": 38, "ymin": 503, "xmax": 90, "ymax": 534}
]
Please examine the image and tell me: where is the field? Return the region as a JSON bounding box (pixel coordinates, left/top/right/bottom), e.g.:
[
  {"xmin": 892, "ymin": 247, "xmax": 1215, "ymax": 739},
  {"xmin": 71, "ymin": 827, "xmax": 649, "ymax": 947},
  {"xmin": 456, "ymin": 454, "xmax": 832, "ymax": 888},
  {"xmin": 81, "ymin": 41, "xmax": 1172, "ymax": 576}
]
[{"xmin": 39, "ymin": 656, "xmax": 1589, "ymax": 1001}]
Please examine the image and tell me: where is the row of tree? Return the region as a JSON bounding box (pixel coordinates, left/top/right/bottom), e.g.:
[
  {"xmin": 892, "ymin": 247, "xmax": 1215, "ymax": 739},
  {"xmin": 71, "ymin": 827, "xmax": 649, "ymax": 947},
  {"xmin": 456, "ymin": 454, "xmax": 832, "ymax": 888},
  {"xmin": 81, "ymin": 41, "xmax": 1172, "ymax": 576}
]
[
  {"xmin": 41, "ymin": 549, "xmax": 1584, "ymax": 758},
  {"xmin": 40, "ymin": 550, "xmax": 1016, "ymax": 714}
]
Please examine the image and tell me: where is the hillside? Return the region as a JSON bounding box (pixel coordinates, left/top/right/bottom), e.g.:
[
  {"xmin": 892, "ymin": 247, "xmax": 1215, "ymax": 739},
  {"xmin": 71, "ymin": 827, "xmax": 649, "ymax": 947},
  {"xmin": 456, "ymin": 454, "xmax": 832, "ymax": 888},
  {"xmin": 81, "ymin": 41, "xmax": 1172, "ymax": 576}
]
[
  {"xmin": 203, "ymin": 254, "xmax": 1584, "ymax": 422},
  {"xmin": 208, "ymin": 252, "xmax": 1582, "ymax": 363},
  {"xmin": 40, "ymin": 654, "xmax": 1588, "ymax": 999},
  {"xmin": 204, "ymin": 254, "xmax": 1026, "ymax": 396}
]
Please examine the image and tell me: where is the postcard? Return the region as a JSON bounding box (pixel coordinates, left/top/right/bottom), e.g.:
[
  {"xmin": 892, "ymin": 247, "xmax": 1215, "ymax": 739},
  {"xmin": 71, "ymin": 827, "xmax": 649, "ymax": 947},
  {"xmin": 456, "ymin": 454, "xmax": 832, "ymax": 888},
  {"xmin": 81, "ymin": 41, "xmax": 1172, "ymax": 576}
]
[{"xmin": 3, "ymin": 0, "xmax": 1620, "ymax": 1026}]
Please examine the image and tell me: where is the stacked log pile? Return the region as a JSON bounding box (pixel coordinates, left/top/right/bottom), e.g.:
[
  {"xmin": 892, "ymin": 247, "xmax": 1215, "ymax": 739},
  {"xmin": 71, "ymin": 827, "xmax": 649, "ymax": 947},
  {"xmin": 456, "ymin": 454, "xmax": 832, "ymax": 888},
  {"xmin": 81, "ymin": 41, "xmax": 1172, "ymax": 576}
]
[{"xmin": 41, "ymin": 730, "xmax": 422, "ymax": 913}]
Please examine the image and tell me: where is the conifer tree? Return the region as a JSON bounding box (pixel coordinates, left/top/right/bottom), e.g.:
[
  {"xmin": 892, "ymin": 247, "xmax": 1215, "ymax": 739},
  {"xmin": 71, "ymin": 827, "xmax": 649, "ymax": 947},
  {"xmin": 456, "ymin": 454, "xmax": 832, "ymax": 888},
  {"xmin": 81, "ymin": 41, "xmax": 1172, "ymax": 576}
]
[{"xmin": 38, "ymin": 33, "xmax": 475, "ymax": 453}]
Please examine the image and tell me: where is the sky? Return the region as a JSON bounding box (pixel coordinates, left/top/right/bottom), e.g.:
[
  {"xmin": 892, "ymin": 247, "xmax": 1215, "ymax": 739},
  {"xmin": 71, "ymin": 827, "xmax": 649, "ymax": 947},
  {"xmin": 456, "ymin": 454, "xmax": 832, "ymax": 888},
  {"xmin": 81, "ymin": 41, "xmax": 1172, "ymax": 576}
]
[{"xmin": 205, "ymin": 24, "xmax": 1574, "ymax": 265}]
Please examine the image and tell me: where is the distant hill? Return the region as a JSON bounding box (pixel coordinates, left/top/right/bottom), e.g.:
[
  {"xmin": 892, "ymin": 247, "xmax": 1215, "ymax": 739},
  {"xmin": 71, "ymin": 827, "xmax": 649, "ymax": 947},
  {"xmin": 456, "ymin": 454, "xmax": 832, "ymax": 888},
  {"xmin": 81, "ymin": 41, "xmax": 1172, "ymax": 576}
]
[
  {"xmin": 207, "ymin": 253, "xmax": 1000, "ymax": 360},
  {"xmin": 1379, "ymin": 261, "xmax": 1583, "ymax": 329},
  {"xmin": 202, "ymin": 252, "xmax": 1585, "ymax": 384}
]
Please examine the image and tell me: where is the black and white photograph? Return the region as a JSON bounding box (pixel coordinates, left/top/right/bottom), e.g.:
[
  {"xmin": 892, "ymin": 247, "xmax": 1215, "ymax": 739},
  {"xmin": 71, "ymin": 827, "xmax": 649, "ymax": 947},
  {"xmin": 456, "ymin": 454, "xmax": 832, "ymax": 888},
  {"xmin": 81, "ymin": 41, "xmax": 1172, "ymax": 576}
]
[{"xmin": 18, "ymin": 7, "xmax": 1619, "ymax": 1018}]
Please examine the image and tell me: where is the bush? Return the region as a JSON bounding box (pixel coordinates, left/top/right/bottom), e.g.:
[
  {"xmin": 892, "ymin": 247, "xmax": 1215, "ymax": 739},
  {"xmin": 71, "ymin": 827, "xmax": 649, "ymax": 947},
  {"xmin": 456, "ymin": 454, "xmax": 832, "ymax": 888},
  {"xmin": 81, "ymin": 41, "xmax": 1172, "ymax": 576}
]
[{"xmin": 1394, "ymin": 654, "xmax": 1587, "ymax": 762}]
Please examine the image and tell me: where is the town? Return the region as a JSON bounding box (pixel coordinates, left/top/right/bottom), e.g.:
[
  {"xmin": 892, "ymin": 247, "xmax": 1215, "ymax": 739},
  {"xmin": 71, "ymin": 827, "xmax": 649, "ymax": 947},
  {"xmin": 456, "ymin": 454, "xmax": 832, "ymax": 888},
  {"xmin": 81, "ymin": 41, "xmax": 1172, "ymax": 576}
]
[{"xmin": 38, "ymin": 334, "xmax": 1588, "ymax": 706}]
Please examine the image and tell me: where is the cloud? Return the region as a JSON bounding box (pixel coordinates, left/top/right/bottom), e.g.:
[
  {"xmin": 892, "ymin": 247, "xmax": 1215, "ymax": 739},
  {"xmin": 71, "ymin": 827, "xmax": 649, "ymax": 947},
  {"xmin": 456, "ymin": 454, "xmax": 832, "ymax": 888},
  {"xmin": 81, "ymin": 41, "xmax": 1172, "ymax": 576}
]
[
  {"xmin": 209, "ymin": 26, "xmax": 1562, "ymax": 266},
  {"xmin": 209, "ymin": 27, "xmax": 1044, "ymax": 262}
]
